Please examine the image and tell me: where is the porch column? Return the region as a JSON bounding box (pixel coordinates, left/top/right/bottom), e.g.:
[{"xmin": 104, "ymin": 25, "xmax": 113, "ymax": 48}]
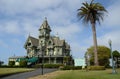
[{"xmin": 54, "ymin": 57, "xmax": 57, "ymax": 64}]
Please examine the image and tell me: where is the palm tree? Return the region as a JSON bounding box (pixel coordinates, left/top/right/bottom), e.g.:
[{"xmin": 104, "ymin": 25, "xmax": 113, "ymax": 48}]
[{"xmin": 77, "ymin": 0, "xmax": 107, "ymax": 66}]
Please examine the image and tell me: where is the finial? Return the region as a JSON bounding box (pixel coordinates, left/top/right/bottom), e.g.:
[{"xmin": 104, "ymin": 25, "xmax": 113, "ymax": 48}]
[
  {"xmin": 45, "ymin": 17, "xmax": 47, "ymax": 20},
  {"xmin": 56, "ymin": 32, "xmax": 59, "ymax": 37}
]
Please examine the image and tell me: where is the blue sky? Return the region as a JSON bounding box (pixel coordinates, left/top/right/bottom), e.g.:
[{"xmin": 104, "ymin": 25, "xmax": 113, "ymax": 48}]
[{"xmin": 0, "ymin": 0, "xmax": 120, "ymax": 64}]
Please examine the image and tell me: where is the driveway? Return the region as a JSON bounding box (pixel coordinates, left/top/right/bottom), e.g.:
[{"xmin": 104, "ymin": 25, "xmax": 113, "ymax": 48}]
[{"xmin": 1, "ymin": 68, "xmax": 57, "ymax": 79}]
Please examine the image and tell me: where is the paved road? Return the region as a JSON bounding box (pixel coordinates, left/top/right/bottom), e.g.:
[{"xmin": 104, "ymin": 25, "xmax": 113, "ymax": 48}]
[{"xmin": 1, "ymin": 68, "xmax": 57, "ymax": 79}]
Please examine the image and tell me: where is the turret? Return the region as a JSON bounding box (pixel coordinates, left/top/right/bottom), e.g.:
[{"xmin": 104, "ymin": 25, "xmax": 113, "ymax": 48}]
[{"xmin": 39, "ymin": 18, "xmax": 51, "ymax": 39}]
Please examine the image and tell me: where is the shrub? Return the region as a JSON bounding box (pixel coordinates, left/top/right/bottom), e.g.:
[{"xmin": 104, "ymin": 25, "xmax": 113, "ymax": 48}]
[
  {"xmin": 87, "ymin": 66, "xmax": 105, "ymax": 70},
  {"xmin": 44, "ymin": 64, "xmax": 63, "ymax": 68},
  {"xmin": 72, "ymin": 66, "xmax": 82, "ymax": 70},
  {"xmin": 33, "ymin": 64, "xmax": 42, "ymax": 68},
  {"xmin": 19, "ymin": 60, "xmax": 27, "ymax": 67},
  {"xmin": 60, "ymin": 66, "xmax": 82, "ymax": 70},
  {"xmin": 60, "ymin": 66, "xmax": 72, "ymax": 70},
  {"xmin": 8, "ymin": 61, "xmax": 15, "ymax": 67},
  {"xmin": 0, "ymin": 65, "xmax": 9, "ymax": 68}
]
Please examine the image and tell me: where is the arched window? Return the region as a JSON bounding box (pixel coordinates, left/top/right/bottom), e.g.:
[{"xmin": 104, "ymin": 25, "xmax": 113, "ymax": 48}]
[{"xmin": 49, "ymin": 41, "xmax": 51, "ymax": 45}]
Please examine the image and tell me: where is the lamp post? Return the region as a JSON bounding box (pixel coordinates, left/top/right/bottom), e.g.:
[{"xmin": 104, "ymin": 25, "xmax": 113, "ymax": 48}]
[
  {"xmin": 41, "ymin": 46, "xmax": 43, "ymax": 75},
  {"xmin": 41, "ymin": 44, "xmax": 44, "ymax": 75},
  {"xmin": 108, "ymin": 40, "xmax": 116, "ymax": 74}
]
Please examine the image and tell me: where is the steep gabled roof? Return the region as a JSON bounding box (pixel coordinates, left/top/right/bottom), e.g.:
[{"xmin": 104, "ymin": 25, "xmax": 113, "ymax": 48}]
[
  {"xmin": 52, "ymin": 36, "xmax": 65, "ymax": 46},
  {"xmin": 52, "ymin": 36, "xmax": 70, "ymax": 49},
  {"xmin": 29, "ymin": 36, "xmax": 39, "ymax": 47},
  {"xmin": 65, "ymin": 42, "xmax": 70, "ymax": 50},
  {"xmin": 24, "ymin": 36, "xmax": 39, "ymax": 48}
]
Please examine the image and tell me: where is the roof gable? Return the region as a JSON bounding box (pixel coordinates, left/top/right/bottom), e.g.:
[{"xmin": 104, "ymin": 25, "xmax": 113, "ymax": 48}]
[
  {"xmin": 53, "ymin": 37, "xmax": 65, "ymax": 46},
  {"xmin": 24, "ymin": 36, "xmax": 39, "ymax": 48}
]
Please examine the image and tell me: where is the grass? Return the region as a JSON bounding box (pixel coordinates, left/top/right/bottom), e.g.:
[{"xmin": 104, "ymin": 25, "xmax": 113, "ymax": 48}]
[
  {"xmin": 0, "ymin": 68, "xmax": 34, "ymax": 77},
  {"xmin": 54, "ymin": 69, "xmax": 120, "ymax": 79},
  {"xmin": 29, "ymin": 69, "xmax": 120, "ymax": 79}
]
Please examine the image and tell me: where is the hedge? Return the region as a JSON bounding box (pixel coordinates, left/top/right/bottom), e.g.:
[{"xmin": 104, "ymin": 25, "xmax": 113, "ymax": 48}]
[
  {"xmin": 33, "ymin": 64, "xmax": 63, "ymax": 68},
  {"xmin": 87, "ymin": 66, "xmax": 105, "ymax": 70},
  {"xmin": 44, "ymin": 64, "xmax": 63, "ymax": 68},
  {"xmin": 60, "ymin": 66, "xmax": 82, "ymax": 70}
]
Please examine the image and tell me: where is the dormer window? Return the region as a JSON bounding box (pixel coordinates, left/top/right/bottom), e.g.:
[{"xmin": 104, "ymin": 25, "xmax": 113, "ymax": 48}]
[{"xmin": 27, "ymin": 42, "xmax": 31, "ymax": 46}]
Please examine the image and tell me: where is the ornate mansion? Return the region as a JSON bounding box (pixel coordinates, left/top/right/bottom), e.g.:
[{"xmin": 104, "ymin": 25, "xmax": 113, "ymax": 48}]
[{"xmin": 9, "ymin": 18, "xmax": 72, "ymax": 65}]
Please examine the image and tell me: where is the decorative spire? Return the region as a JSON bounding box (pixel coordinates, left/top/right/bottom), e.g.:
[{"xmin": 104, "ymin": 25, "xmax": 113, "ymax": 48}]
[{"xmin": 39, "ymin": 17, "xmax": 51, "ymax": 31}]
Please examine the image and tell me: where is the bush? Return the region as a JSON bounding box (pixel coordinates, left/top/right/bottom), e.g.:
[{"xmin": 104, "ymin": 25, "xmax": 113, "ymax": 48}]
[
  {"xmin": 8, "ymin": 61, "xmax": 15, "ymax": 67},
  {"xmin": 72, "ymin": 66, "xmax": 82, "ymax": 70},
  {"xmin": 60, "ymin": 66, "xmax": 82, "ymax": 70},
  {"xmin": 33, "ymin": 64, "xmax": 42, "ymax": 68},
  {"xmin": 44, "ymin": 64, "xmax": 63, "ymax": 68},
  {"xmin": 60, "ymin": 66, "xmax": 72, "ymax": 70},
  {"xmin": 19, "ymin": 60, "xmax": 27, "ymax": 67},
  {"xmin": 0, "ymin": 65, "xmax": 9, "ymax": 68},
  {"xmin": 87, "ymin": 66, "xmax": 105, "ymax": 70}
]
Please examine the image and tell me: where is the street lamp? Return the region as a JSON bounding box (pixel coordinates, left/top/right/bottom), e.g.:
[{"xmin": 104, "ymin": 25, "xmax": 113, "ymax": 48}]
[
  {"xmin": 108, "ymin": 39, "xmax": 116, "ymax": 74},
  {"xmin": 41, "ymin": 44, "xmax": 45, "ymax": 75}
]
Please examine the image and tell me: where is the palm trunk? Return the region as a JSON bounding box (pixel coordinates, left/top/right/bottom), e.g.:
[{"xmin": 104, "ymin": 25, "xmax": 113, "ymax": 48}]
[{"xmin": 91, "ymin": 23, "xmax": 99, "ymax": 66}]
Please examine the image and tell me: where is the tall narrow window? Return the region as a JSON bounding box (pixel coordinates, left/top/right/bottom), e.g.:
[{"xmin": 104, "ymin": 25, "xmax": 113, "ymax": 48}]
[{"xmin": 49, "ymin": 41, "xmax": 51, "ymax": 45}]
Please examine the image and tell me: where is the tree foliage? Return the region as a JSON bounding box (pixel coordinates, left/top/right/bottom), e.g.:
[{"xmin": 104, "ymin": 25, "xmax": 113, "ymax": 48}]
[
  {"xmin": 0, "ymin": 60, "xmax": 4, "ymax": 66},
  {"xmin": 113, "ymin": 50, "xmax": 120, "ymax": 58},
  {"xmin": 77, "ymin": 0, "xmax": 107, "ymax": 24},
  {"xmin": 112, "ymin": 50, "xmax": 120, "ymax": 68},
  {"xmin": 19, "ymin": 60, "xmax": 27, "ymax": 67},
  {"xmin": 63, "ymin": 56, "xmax": 73, "ymax": 66},
  {"xmin": 86, "ymin": 46, "xmax": 110, "ymax": 67},
  {"xmin": 9, "ymin": 61, "xmax": 15, "ymax": 66}
]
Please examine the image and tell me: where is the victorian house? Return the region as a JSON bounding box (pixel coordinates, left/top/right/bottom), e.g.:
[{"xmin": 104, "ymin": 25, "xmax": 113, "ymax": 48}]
[
  {"xmin": 9, "ymin": 18, "xmax": 71, "ymax": 65},
  {"xmin": 24, "ymin": 18, "xmax": 71, "ymax": 64}
]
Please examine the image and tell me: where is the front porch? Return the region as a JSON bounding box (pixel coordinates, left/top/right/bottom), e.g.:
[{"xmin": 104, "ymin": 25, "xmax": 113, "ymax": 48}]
[{"xmin": 38, "ymin": 56, "xmax": 64, "ymax": 64}]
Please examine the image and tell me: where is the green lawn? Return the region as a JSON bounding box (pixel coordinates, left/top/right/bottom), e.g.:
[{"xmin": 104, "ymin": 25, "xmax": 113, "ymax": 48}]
[
  {"xmin": 0, "ymin": 68, "xmax": 34, "ymax": 77},
  {"xmin": 54, "ymin": 69, "xmax": 120, "ymax": 79}
]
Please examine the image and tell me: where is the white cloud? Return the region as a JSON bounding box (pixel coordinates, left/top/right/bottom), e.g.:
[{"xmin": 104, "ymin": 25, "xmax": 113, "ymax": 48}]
[
  {"xmin": 0, "ymin": 21, "xmax": 21, "ymax": 35},
  {"xmin": 21, "ymin": 20, "xmax": 39, "ymax": 38},
  {"xmin": 103, "ymin": 0, "xmax": 120, "ymax": 29},
  {"xmin": 97, "ymin": 0, "xmax": 120, "ymax": 52},
  {"xmin": 0, "ymin": 0, "xmax": 63, "ymax": 15},
  {"xmin": 5, "ymin": 21, "xmax": 21, "ymax": 34},
  {"xmin": 52, "ymin": 23, "xmax": 81, "ymax": 39},
  {"xmin": 0, "ymin": 0, "xmax": 86, "ymax": 37},
  {"xmin": 98, "ymin": 30, "xmax": 120, "ymax": 51}
]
